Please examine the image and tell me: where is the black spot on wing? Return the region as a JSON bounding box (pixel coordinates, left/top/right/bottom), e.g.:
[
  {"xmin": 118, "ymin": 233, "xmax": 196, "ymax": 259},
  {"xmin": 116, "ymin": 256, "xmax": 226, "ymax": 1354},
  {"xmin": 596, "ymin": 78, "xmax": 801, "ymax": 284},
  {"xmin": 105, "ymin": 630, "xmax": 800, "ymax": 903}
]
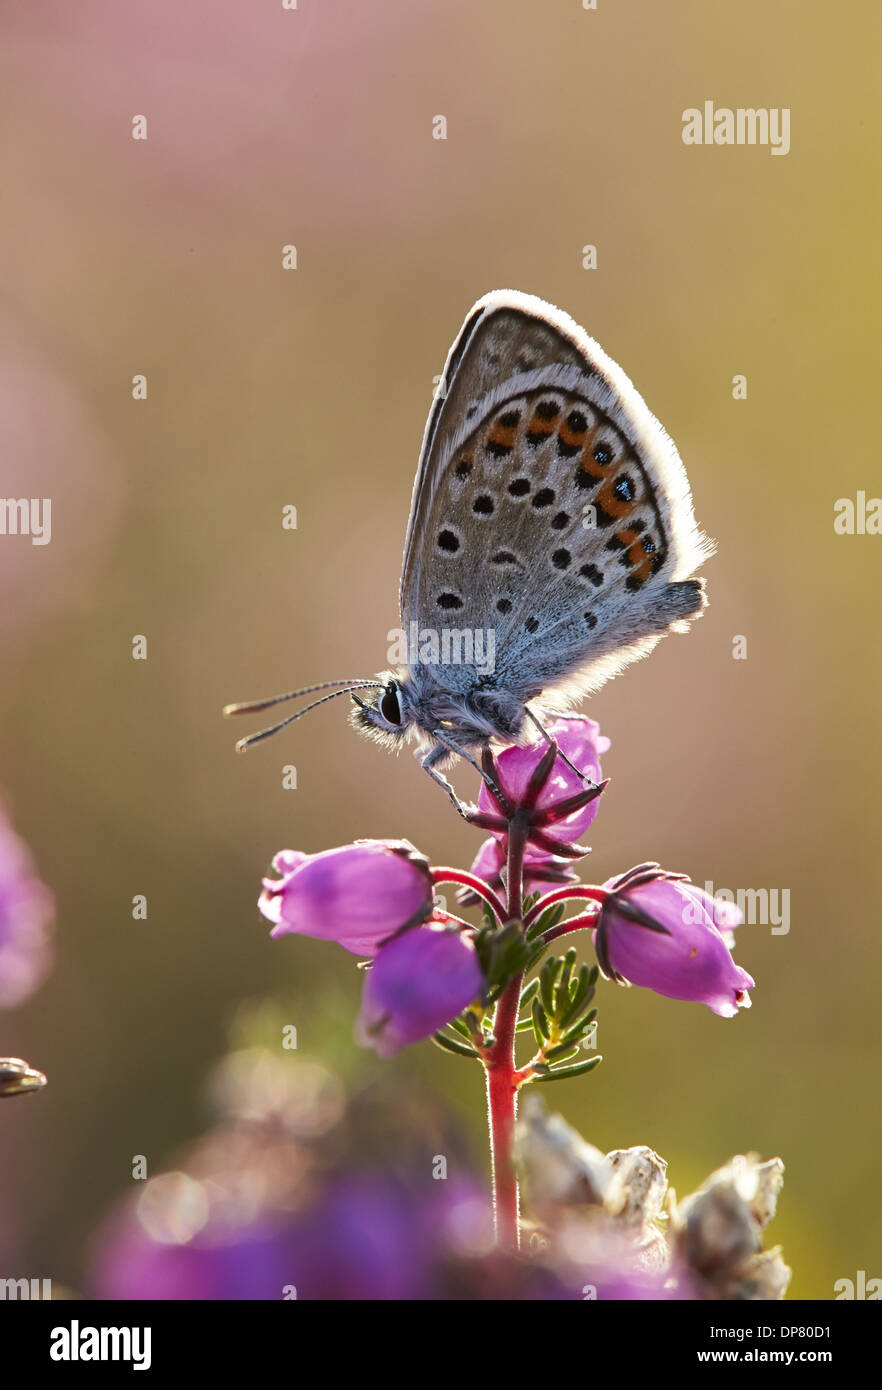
[{"xmin": 579, "ymin": 564, "xmax": 604, "ymax": 587}]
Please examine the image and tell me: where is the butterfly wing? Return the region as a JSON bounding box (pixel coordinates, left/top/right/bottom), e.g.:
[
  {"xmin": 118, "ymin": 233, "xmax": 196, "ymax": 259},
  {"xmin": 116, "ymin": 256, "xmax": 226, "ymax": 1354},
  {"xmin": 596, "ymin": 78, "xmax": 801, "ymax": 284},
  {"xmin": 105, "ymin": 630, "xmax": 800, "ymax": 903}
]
[{"xmin": 400, "ymin": 290, "xmax": 715, "ymax": 705}]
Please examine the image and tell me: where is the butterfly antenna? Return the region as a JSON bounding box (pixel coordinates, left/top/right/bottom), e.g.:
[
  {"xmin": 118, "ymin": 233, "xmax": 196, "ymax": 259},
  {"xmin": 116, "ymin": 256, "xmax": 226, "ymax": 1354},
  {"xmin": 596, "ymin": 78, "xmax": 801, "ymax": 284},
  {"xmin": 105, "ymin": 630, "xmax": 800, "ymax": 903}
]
[
  {"xmin": 223, "ymin": 680, "xmax": 382, "ymax": 718},
  {"xmin": 231, "ymin": 685, "xmax": 384, "ymax": 752}
]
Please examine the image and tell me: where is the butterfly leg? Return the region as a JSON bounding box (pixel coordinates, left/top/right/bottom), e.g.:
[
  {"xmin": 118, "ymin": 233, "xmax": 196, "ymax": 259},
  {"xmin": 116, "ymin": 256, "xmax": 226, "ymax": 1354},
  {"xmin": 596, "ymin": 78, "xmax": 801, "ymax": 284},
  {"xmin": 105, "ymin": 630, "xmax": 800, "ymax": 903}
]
[
  {"xmin": 433, "ymin": 730, "xmax": 509, "ymax": 802},
  {"xmin": 421, "ymin": 733, "xmax": 507, "ymax": 818},
  {"xmin": 523, "ymin": 707, "xmax": 595, "ymax": 783},
  {"xmin": 419, "ymin": 743, "xmax": 478, "ymax": 820}
]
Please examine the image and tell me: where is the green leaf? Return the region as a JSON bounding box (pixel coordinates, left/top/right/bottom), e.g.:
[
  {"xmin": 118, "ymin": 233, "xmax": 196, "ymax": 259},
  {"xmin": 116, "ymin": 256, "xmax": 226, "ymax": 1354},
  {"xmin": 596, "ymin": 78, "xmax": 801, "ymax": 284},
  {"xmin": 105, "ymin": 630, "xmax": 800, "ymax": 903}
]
[
  {"xmin": 474, "ymin": 919, "xmax": 531, "ymax": 997},
  {"xmin": 430, "ymin": 1031, "xmax": 479, "ymax": 1059},
  {"xmin": 519, "ymin": 977, "xmax": 540, "ymax": 1007},
  {"xmin": 524, "ymin": 942, "xmax": 549, "ymax": 972},
  {"xmin": 462, "ymin": 1009, "xmax": 483, "ymax": 1037},
  {"xmin": 539, "ymin": 957, "xmax": 558, "ymax": 1019},
  {"xmin": 559, "ymin": 966, "xmax": 595, "ymax": 1028},
  {"xmin": 555, "ymin": 1008, "xmax": 598, "ymax": 1051},
  {"xmin": 555, "ymin": 947, "xmax": 577, "ymax": 1010},
  {"xmin": 526, "ymin": 902, "xmax": 565, "ymax": 941},
  {"xmin": 447, "ymin": 1016, "xmax": 473, "ymax": 1040},
  {"xmin": 531, "ymin": 997, "xmax": 550, "ymax": 1046},
  {"xmin": 543, "ymin": 1042, "xmax": 581, "ymax": 1064},
  {"xmin": 535, "ymin": 1054, "xmax": 603, "ymax": 1082}
]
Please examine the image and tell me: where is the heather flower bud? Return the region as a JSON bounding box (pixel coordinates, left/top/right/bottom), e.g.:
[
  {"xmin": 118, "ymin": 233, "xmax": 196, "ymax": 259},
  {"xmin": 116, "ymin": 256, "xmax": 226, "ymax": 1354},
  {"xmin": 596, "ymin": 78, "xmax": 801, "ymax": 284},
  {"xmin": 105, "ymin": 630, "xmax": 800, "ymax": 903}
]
[{"xmin": 259, "ymin": 839, "xmax": 434, "ymax": 957}]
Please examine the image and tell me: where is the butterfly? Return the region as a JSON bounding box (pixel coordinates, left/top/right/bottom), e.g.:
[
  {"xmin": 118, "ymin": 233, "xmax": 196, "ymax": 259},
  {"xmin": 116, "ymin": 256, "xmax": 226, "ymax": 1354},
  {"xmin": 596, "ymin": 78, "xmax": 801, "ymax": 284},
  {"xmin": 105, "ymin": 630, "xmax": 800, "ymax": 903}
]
[{"xmin": 225, "ymin": 291, "xmax": 714, "ymax": 814}]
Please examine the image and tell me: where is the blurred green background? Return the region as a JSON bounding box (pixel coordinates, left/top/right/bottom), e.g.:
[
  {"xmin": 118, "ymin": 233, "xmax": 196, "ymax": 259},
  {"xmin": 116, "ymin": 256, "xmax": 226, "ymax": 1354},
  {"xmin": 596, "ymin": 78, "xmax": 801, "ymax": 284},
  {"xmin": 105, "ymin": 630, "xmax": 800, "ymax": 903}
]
[{"xmin": 1, "ymin": 0, "xmax": 880, "ymax": 1298}]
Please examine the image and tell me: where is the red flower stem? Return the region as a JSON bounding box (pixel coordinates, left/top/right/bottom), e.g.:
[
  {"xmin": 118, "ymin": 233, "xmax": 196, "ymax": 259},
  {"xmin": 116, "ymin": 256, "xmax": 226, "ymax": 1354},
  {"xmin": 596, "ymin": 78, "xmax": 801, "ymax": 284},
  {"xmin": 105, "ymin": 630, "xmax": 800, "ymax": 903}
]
[
  {"xmin": 523, "ymin": 885, "xmax": 608, "ymax": 929},
  {"xmin": 506, "ymin": 819, "xmax": 527, "ymax": 916},
  {"xmin": 430, "ymin": 869, "xmax": 506, "ymax": 924},
  {"xmin": 541, "ymin": 910, "xmax": 602, "ymax": 945},
  {"xmin": 483, "ymin": 814, "xmax": 529, "ymax": 1251}
]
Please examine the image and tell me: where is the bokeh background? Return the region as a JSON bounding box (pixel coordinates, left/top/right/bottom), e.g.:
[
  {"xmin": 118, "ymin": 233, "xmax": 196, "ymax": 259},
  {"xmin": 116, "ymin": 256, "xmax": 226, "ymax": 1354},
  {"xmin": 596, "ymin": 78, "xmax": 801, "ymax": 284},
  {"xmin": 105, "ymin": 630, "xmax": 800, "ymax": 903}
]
[{"xmin": 1, "ymin": 0, "xmax": 880, "ymax": 1298}]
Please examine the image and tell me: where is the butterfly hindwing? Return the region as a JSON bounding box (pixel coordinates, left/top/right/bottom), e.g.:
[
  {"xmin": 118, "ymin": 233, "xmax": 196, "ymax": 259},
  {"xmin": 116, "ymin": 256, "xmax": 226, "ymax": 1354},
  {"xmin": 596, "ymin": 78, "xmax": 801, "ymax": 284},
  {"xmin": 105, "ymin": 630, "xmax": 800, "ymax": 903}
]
[{"xmin": 400, "ymin": 291, "xmax": 714, "ymax": 704}]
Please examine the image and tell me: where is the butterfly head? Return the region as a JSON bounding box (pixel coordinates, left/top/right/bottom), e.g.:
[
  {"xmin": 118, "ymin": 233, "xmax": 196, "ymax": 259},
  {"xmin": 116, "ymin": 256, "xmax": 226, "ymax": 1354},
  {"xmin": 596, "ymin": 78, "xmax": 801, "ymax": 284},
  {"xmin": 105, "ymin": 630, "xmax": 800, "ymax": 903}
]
[{"xmin": 349, "ymin": 673, "xmax": 415, "ymax": 747}]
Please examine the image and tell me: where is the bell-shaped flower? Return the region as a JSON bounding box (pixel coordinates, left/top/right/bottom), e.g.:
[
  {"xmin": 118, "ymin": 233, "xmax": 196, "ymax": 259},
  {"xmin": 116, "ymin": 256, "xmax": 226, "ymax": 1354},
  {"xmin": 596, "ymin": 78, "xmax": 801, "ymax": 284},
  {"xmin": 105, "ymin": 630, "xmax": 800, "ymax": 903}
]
[
  {"xmin": 259, "ymin": 840, "xmax": 433, "ymax": 957},
  {"xmin": 594, "ymin": 868, "xmax": 754, "ymax": 1017},
  {"xmin": 472, "ymin": 718, "xmax": 609, "ymax": 857},
  {"xmin": 356, "ymin": 922, "xmax": 484, "ymax": 1057}
]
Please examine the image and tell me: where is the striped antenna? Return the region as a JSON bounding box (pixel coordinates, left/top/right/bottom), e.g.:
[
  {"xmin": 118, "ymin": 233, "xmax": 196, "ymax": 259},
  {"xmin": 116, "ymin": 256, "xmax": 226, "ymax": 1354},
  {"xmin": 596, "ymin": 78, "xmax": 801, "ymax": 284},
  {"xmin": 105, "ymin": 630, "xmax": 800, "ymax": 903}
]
[
  {"xmin": 225, "ymin": 683, "xmax": 384, "ymax": 752},
  {"xmin": 223, "ymin": 679, "xmax": 383, "ymax": 718}
]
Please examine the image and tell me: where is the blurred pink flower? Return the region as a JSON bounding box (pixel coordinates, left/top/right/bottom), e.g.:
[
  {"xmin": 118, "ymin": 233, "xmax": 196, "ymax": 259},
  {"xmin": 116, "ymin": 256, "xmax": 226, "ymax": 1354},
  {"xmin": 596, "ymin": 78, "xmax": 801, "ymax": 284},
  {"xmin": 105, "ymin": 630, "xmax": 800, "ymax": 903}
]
[{"xmin": 0, "ymin": 802, "xmax": 54, "ymax": 1007}]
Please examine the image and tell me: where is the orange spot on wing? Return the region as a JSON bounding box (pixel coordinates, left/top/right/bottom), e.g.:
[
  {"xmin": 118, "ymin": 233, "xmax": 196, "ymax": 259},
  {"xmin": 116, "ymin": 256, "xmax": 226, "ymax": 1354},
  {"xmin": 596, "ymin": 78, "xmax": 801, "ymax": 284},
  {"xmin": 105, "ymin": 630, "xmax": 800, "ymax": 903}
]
[
  {"xmin": 613, "ymin": 526, "xmax": 653, "ymax": 586},
  {"xmin": 486, "ymin": 422, "xmax": 518, "ymax": 449},
  {"xmin": 576, "ymin": 427, "xmax": 613, "ymax": 481},
  {"xmin": 596, "ymin": 476, "xmax": 638, "ymax": 520},
  {"xmin": 558, "ymin": 418, "xmax": 589, "ymax": 451},
  {"xmin": 525, "ymin": 408, "xmax": 558, "ymax": 442}
]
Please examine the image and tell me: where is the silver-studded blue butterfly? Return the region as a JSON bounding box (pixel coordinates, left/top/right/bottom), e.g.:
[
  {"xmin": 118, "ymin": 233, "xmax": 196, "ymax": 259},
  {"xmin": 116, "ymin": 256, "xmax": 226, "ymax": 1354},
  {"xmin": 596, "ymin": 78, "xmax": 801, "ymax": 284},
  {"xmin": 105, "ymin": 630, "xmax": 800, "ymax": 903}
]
[{"xmin": 225, "ymin": 291, "xmax": 714, "ymax": 814}]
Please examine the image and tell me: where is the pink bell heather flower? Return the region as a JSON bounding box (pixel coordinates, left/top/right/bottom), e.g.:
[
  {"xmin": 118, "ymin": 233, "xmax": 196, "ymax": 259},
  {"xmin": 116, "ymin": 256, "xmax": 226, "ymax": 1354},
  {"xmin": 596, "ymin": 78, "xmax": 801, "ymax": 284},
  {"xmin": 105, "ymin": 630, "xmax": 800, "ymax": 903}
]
[
  {"xmin": 0, "ymin": 805, "xmax": 54, "ymax": 1008},
  {"xmin": 357, "ymin": 923, "xmax": 484, "ymax": 1057},
  {"xmin": 594, "ymin": 866, "xmax": 754, "ymax": 1017},
  {"xmin": 476, "ymin": 717, "xmax": 609, "ymax": 852},
  {"xmin": 259, "ymin": 840, "xmax": 433, "ymax": 958}
]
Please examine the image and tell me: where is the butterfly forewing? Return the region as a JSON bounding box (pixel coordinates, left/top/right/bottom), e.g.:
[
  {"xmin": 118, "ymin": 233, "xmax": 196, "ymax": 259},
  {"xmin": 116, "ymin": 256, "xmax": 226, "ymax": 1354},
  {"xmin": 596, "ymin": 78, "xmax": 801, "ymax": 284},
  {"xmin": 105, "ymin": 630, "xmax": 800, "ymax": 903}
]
[{"xmin": 400, "ymin": 292, "xmax": 713, "ymax": 703}]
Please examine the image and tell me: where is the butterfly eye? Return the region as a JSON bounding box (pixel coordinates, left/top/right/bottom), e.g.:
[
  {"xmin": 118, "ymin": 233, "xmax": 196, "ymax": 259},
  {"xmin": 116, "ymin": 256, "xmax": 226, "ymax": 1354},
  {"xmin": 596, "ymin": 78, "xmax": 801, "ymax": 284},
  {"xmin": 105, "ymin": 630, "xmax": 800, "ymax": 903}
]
[{"xmin": 380, "ymin": 683, "xmax": 403, "ymax": 725}]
